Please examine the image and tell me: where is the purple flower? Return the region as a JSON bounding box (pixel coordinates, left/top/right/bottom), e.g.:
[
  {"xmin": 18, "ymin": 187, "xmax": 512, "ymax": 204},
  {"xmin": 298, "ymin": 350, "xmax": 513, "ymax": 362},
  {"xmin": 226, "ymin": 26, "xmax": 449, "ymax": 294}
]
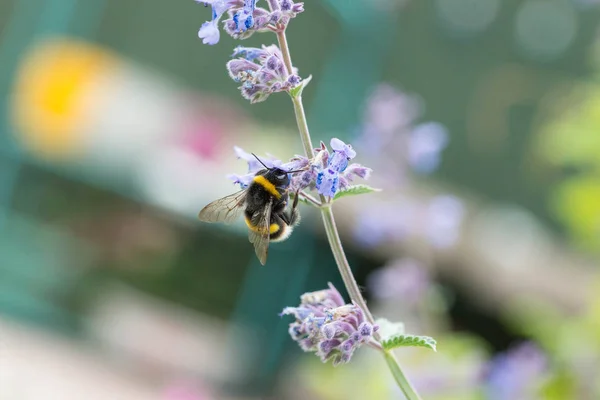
[
  {"xmin": 281, "ymin": 283, "xmax": 378, "ymax": 366},
  {"xmin": 484, "ymin": 342, "xmax": 547, "ymax": 400},
  {"xmin": 226, "ymin": 44, "xmax": 302, "ymax": 103},
  {"xmin": 367, "ymin": 258, "xmax": 429, "ymax": 304},
  {"xmin": 425, "ymin": 195, "xmax": 464, "ymax": 249},
  {"xmin": 408, "ymin": 122, "xmax": 449, "ymax": 174},
  {"xmin": 353, "ymin": 194, "xmax": 463, "ymax": 249},
  {"xmin": 355, "ymin": 84, "xmax": 449, "ymax": 180}
]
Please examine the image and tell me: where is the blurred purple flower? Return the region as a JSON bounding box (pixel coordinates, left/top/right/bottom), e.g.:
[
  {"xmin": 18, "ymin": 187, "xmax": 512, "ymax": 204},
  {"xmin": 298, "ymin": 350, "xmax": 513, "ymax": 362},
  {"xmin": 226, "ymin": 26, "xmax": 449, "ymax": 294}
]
[
  {"xmin": 353, "ymin": 200, "xmax": 413, "ymax": 247},
  {"xmin": 425, "ymin": 195, "xmax": 465, "ymax": 248},
  {"xmin": 363, "ymin": 84, "xmax": 422, "ymax": 139},
  {"xmin": 408, "ymin": 122, "xmax": 449, "ymax": 174},
  {"xmin": 353, "ymin": 195, "xmax": 464, "ymax": 249},
  {"xmin": 281, "ymin": 283, "xmax": 379, "ymax": 366},
  {"xmin": 227, "ymin": 44, "xmax": 301, "ymax": 103},
  {"xmin": 484, "ymin": 342, "xmax": 547, "ymax": 400},
  {"xmin": 367, "ymin": 258, "xmax": 429, "ymax": 304},
  {"xmin": 356, "ymin": 84, "xmax": 449, "ymax": 179}
]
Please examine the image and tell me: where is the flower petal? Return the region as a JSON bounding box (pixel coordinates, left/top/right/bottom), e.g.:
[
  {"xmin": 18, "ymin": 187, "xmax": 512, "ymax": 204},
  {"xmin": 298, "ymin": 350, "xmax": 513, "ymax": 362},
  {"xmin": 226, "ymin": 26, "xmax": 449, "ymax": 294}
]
[{"xmin": 198, "ymin": 20, "xmax": 221, "ymax": 45}]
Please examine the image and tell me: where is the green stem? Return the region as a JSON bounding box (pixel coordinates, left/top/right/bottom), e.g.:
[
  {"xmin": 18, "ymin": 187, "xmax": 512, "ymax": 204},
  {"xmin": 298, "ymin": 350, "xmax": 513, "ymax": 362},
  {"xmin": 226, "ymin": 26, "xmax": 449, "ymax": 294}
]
[
  {"xmin": 384, "ymin": 351, "xmax": 422, "ymax": 400},
  {"xmin": 320, "ymin": 206, "xmax": 375, "ymax": 325},
  {"xmin": 276, "ymin": 30, "xmax": 295, "ymax": 82},
  {"xmin": 275, "ymin": 28, "xmax": 422, "ymax": 400},
  {"xmin": 291, "ymin": 95, "xmax": 316, "ymax": 160}
]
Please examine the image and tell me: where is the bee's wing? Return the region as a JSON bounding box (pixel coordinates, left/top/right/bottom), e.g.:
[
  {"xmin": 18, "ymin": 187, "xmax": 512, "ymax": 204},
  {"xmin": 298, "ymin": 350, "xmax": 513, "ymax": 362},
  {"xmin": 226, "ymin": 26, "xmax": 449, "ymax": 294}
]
[
  {"xmin": 198, "ymin": 190, "xmax": 247, "ymax": 224},
  {"xmin": 248, "ymin": 197, "xmax": 272, "ymax": 265}
]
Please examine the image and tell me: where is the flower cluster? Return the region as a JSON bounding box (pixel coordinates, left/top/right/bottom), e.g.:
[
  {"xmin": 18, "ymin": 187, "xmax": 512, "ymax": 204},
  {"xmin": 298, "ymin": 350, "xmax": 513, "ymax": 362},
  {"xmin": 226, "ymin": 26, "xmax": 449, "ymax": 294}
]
[
  {"xmin": 350, "ymin": 83, "xmax": 462, "ymax": 249},
  {"xmin": 356, "ymin": 83, "xmax": 449, "ymax": 181},
  {"xmin": 196, "ymin": 0, "xmax": 304, "ymax": 45},
  {"xmin": 367, "ymin": 258, "xmax": 429, "ymax": 304},
  {"xmin": 289, "ymin": 139, "xmax": 372, "ymax": 197},
  {"xmin": 226, "ymin": 45, "xmax": 301, "ymax": 103},
  {"xmin": 281, "ymin": 283, "xmax": 378, "ymax": 366},
  {"xmin": 227, "ymin": 138, "xmax": 372, "ymax": 198}
]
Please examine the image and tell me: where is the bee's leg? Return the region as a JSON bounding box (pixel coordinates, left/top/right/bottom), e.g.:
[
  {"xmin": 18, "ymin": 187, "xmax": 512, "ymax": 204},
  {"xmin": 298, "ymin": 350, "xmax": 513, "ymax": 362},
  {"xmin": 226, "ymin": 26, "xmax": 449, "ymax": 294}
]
[{"xmin": 282, "ymin": 190, "xmax": 300, "ymax": 226}]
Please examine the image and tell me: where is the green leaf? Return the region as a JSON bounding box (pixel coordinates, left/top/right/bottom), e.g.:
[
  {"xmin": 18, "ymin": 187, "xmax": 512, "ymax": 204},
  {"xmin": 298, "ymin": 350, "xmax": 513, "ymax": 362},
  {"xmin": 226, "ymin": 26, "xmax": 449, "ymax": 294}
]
[
  {"xmin": 382, "ymin": 334, "xmax": 437, "ymax": 352},
  {"xmin": 289, "ymin": 75, "xmax": 312, "ymax": 98},
  {"xmin": 333, "ymin": 184, "xmax": 381, "ymax": 201}
]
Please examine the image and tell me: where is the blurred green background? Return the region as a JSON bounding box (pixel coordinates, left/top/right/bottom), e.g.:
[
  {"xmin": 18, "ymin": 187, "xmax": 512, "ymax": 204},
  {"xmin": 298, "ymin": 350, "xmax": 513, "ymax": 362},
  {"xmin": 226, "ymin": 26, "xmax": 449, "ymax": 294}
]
[{"xmin": 1, "ymin": 0, "xmax": 600, "ymax": 399}]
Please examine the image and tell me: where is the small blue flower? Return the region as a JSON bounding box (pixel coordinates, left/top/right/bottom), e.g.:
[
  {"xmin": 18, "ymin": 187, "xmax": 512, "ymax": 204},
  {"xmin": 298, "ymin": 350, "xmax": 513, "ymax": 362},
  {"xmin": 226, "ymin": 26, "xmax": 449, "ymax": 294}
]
[
  {"xmin": 315, "ymin": 138, "xmax": 358, "ymax": 197},
  {"xmin": 485, "ymin": 342, "xmax": 547, "ymax": 400},
  {"xmin": 198, "ymin": 20, "xmax": 220, "ymax": 45},
  {"xmin": 330, "ymin": 138, "xmax": 357, "ymax": 160},
  {"xmin": 231, "ymin": 46, "xmax": 268, "ymax": 60},
  {"xmin": 232, "ymin": 0, "xmax": 257, "ymax": 31},
  {"xmin": 196, "ymin": 0, "xmax": 237, "ymax": 45},
  {"xmin": 316, "ymin": 168, "xmax": 339, "ymax": 197}
]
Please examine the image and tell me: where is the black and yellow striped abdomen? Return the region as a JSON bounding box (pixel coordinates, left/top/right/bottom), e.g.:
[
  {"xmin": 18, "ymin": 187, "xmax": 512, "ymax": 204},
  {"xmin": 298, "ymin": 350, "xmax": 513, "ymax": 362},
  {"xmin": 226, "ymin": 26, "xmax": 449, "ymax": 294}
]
[{"xmin": 243, "ymin": 211, "xmax": 292, "ymax": 241}]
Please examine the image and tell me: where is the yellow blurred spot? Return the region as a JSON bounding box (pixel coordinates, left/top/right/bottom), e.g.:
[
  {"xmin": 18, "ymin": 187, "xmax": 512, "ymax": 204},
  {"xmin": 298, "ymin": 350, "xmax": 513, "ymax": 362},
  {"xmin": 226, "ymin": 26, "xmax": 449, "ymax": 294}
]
[
  {"xmin": 11, "ymin": 37, "xmax": 116, "ymax": 161},
  {"xmin": 551, "ymin": 176, "xmax": 600, "ymax": 250},
  {"xmin": 534, "ymin": 82, "xmax": 600, "ymax": 251},
  {"xmin": 537, "ymin": 83, "xmax": 600, "ymax": 167}
]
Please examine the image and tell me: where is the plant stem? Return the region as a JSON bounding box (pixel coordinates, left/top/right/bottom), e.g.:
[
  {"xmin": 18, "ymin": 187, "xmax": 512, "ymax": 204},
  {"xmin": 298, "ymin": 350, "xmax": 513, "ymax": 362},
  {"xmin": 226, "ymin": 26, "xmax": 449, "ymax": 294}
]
[
  {"xmin": 298, "ymin": 191, "xmax": 321, "ymax": 207},
  {"xmin": 276, "ymin": 30, "xmax": 295, "ymax": 84},
  {"xmin": 320, "ymin": 206, "xmax": 375, "ymax": 324},
  {"xmin": 275, "ymin": 29, "xmax": 423, "ymax": 400},
  {"xmin": 384, "ymin": 351, "xmax": 422, "ymax": 400},
  {"xmin": 291, "ymin": 95, "xmax": 316, "ymax": 160}
]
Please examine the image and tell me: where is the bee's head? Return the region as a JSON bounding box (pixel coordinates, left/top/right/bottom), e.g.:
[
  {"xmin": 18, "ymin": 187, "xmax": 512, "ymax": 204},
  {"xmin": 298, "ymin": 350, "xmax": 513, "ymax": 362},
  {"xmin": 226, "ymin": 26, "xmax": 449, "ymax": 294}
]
[
  {"xmin": 264, "ymin": 167, "xmax": 290, "ymax": 187},
  {"xmin": 251, "ymin": 153, "xmax": 306, "ymax": 189}
]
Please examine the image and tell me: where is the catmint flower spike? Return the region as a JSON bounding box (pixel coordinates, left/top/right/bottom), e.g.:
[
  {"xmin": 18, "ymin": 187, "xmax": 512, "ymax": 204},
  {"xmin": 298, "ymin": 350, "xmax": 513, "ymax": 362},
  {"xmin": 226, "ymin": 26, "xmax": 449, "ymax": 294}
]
[{"xmin": 281, "ymin": 283, "xmax": 378, "ymax": 366}]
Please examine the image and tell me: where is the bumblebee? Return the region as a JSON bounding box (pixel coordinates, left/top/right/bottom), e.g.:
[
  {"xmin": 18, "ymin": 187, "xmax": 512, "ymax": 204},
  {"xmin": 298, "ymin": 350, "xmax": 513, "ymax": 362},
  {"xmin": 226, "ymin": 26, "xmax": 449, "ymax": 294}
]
[{"xmin": 198, "ymin": 156, "xmax": 301, "ymax": 265}]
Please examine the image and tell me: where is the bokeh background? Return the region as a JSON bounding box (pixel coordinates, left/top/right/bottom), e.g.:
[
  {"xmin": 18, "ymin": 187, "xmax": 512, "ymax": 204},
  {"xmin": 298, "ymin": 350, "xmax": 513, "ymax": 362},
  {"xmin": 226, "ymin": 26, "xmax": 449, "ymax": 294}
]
[{"xmin": 1, "ymin": 0, "xmax": 600, "ymax": 399}]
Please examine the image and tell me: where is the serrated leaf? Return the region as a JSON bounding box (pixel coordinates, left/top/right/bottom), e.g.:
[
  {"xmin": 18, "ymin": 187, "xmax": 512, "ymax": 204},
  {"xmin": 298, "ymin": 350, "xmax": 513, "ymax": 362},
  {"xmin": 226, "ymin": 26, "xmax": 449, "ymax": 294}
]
[
  {"xmin": 333, "ymin": 184, "xmax": 381, "ymax": 201},
  {"xmin": 382, "ymin": 334, "xmax": 437, "ymax": 352},
  {"xmin": 289, "ymin": 75, "xmax": 312, "ymax": 98}
]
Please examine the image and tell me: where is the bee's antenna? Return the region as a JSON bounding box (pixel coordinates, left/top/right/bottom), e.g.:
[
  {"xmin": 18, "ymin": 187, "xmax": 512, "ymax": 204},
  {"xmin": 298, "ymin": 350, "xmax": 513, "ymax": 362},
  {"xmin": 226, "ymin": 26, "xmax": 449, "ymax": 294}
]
[
  {"xmin": 286, "ymin": 167, "xmax": 307, "ymax": 174},
  {"xmin": 251, "ymin": 153, "xmax": 307, "ymax": 174},
  {"xmin": 251, "ymin": 153, "xmax": 272, "ymax": 170}
]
